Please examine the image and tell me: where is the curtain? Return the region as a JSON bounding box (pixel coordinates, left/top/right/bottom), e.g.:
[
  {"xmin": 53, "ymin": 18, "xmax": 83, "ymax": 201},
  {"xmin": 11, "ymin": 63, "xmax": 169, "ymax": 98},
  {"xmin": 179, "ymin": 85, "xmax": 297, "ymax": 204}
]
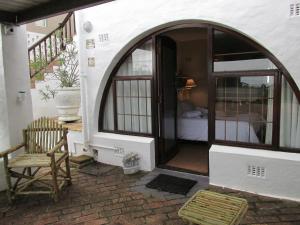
[
  {"xmin": 280, "ymin": 78, "xmax": 300, "ymax": 149},
  {"xmin": 103, "ymin": 86, "xmax": 114, "ymax": 130},
  {"xmin": 265, "ymin": 79, "xmax": 273, "ymax": 144}
]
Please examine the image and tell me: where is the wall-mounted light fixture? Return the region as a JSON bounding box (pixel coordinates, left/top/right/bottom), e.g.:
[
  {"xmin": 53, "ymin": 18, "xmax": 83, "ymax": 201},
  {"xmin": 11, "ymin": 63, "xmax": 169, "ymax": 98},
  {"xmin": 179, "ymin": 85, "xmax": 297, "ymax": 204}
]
[
  {"xmin": 83, "ymin": 21, "xmax": 93, "ymax": 33},
  {"xmin": 3, "ymin": 25, "xmax": 15, "ymax": 35}
]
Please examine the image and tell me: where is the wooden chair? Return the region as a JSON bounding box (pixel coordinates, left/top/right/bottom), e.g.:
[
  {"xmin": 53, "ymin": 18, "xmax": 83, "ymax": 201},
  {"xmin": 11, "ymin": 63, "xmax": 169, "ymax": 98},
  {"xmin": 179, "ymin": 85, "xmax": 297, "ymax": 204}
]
[{"xmin": 0, "ymin": 117, "xmax": 71, "ymax": 203}]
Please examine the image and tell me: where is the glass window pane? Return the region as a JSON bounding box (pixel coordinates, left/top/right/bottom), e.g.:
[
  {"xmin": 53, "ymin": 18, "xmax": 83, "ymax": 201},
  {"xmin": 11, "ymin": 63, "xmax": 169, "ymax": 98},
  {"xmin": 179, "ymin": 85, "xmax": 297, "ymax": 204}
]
[
  {"xmin": 125, "ymin": 115, "xmax": 132, "ymax": 131},
  {"xmin": 116, "ymin": 81, "xmax": 123, "ymax": 97},
  {"xmin": 146, "ymin": 80, "xmax": 151, "ymax": 97},
  {"xmin": 238, "ymin": 100, "xmax": 250, "ymax": 119},
  {"xmin": 139, "ymin": 98, "xmax": 147, "ymax": 115},
  {"xmin": 225, "ymin": 120, "xmax": 237, "ymax": 141},
  {"xmin": 250, "ymin": 122, "xmax": 271, "ymax": 144},
  {"xmin": 213, "ymin": 30, "xmax": 276, "ymax": 72},
  {"xmin": 116, "ymin": 40, "xmax": 153, "ymax": 76},
  {"xmin": 131, "ymin": 97, "xmax": 139, "ymax": 115},
  {"xmin": 117, "ymin": 97, "xmax": 124, "ymax": 114},
  {"xmin": 237, "ymin": 121, "xmax": 250, "ymax": 142},
  {"xmin": 147, "ymin": 98, "xmax": 152, "ymax": 116},
  {"xmin": 147, "ymin": 116, "xmax": 152, "ymax": 133},
  {"xmin": 139, "ymin": 80, "xmax": 146, "ymax": 97},
  {"xmin": 265, "ymin": 99, "xmax": 273, "ymax": 122},
  {"xmin": 214, "ymin": 59, "xmax": 276, "ymax": 72},
  {"xmin": 132, "ymin": 116, "xmax": 140, "ymax": 132},
  {"xmin": 124, "ymin": 97, "xmax": 131, "ymax": 114},
  {"xmin": 215, "ymin": 75, "xmax": 274, "ymax": 145},
  {"xmin": 131, "ymin": 80, "xmax": 138, "ymax": 97},
  {"xmin": 264, "ymin": 123, "xmax": 273, "ymax": 145},
  {"xmin": 118, "ymin": 115, "xmax": 124, "ymax": 131},
  {"xmin": 140, "ymin": 116, "xmax": 147, "ymax": 133},
  {"xmin": 124, "ymin": 81, "xmax": 130, "ymax": 97},
  {"xmin": 215, "ymin": 120, "xmax": 225, "ymax": 140}
]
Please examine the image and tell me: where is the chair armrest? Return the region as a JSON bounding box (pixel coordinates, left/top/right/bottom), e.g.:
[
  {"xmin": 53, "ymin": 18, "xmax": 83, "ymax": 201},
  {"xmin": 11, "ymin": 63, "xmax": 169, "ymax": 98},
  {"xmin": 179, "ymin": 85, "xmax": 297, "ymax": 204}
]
[
  {"xmin": 0, "ymin": 143, "xmax": 25, "ymax": 158},
  {"xmin": 47, "ymin": 139, "xmax": 66, "ymax": 157}
]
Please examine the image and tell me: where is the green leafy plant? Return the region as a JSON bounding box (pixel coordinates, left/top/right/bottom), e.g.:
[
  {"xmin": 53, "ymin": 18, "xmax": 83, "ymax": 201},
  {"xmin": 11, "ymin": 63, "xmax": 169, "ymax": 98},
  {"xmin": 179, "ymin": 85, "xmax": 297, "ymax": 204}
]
[
  {"xmin": 30, "ymin": 57, "xmax": 47, "ymax": 81},
  {"xmin": 39, "ymin": 41, "xmax": 79, "ymax": 101}
]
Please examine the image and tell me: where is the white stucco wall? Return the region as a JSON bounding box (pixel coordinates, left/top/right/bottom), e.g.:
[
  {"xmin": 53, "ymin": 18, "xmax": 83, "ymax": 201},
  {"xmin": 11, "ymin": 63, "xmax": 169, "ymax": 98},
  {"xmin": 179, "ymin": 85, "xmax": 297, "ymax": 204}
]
[
  {"xmin": 74, "ymin": 0, "xmax": 300, "ymax": 170},
  {"xmin": 0, "ymin": 25, "xmax": 33, "ymax": 191},
  {"xmin": 210, "ymin": 145, "xmax": 300, "ymax": 201},
  {"xmin": 0, "ymin": 27, "xmax": 11, "ymax": 191},
  {"xmin": 92, "ymin": 133, "xmax": 155, "ymax": 171}
]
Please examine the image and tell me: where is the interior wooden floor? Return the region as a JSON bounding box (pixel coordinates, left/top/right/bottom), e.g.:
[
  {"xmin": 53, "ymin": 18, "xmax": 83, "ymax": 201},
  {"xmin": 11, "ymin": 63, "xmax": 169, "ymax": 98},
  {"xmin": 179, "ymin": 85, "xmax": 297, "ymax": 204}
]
[{"xmin": 166, "ymin": 141, "xmax": 209, "ymax": 174}]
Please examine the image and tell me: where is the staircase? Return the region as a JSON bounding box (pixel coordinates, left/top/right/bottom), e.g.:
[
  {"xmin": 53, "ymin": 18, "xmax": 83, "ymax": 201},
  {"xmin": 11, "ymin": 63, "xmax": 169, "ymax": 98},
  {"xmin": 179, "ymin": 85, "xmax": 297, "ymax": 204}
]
[{"xmin": 28, "ymin": 12, "xmax": 76, "ymax": 81}]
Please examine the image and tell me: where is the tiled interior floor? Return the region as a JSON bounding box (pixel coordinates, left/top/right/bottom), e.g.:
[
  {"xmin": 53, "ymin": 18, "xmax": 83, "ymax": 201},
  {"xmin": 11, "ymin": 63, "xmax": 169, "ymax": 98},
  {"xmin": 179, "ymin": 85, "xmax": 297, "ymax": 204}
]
[
  {"xmin": 1, "ymin": 164, "xmax": 300, "ymax": 225},
  {"xmin": 166, "ymin": 142, "xmax": 209, "ymax": 174}
]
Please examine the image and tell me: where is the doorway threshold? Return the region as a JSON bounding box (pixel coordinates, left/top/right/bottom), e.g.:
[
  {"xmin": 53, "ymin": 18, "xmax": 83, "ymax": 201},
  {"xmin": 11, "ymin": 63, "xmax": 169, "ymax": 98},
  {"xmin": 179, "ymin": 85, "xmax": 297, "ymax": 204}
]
[{"xmin": 158, "ymin": 164, "xmax": 209, "ymax": 177}]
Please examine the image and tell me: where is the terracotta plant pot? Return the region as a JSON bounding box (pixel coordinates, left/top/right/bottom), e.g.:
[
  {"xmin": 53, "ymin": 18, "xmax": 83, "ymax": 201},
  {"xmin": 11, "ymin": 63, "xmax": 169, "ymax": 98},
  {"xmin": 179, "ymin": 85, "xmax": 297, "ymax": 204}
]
[{"xmin": 55, "ymin": 87, "xmax": 80, "ymax": 122}]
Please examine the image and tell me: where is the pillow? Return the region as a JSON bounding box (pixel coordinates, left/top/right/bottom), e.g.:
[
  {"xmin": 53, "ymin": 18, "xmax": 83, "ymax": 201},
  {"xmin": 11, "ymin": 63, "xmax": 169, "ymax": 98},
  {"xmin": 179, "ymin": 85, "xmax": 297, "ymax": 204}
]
[
  {"xmin": 196, "ymin": 107, "xmax": 208, "ymax": 115},
  {"xmin": 182, "ymin": 110, "xmax": 202, "ymax": 118}
]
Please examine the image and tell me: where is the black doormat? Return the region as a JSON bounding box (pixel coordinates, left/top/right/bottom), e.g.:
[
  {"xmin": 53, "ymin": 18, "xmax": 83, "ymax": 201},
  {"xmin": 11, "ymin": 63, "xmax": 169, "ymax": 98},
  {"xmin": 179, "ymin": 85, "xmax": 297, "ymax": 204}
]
[{"xmin": 146, "ymin": 174, "xmax": 197, "ymax": 195}]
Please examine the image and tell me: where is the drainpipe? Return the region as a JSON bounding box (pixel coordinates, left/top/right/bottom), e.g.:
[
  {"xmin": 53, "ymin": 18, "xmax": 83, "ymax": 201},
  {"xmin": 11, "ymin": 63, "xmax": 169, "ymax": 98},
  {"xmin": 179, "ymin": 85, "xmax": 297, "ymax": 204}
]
[
  {"xmin": 80, "ymin": 72, "xmax": 90, "ymax": 152},
  {"xmin": 76, "ymin": 13, "xmax": 90, "ymax": 153}
]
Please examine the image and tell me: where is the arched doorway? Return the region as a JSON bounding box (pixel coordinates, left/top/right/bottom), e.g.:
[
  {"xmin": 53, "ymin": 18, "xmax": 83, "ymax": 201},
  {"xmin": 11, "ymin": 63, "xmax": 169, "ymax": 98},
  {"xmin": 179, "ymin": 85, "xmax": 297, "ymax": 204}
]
[{"xmin": 99, "ymin": 23, "xmax": 300, "ymax": 175}]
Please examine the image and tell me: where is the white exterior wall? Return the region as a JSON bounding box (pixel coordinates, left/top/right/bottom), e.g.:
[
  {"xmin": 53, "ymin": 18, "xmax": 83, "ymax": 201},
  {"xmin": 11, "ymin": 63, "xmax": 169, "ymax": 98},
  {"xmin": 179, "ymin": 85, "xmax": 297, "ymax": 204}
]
[
  {"xmin": 74, "ymin": 0, "xmax": 300, "ymax": 199},
  {"xmin": 0, "ymin": 27, "xmax": 11, "ymax": 191},
  {"xmin": 0, "ymin": 25, "xmax": 33, "ymax": 191},
  {"xmin": 31, "ymin": 80, "xmax": 58, "ymax": 119},
  {"xmin": 92, "ymin": 133, "xmax": 155, "ymax": 171},
  {"xmin": 210, "ymin": 145, "xmax": 300, "ymax": 201}
]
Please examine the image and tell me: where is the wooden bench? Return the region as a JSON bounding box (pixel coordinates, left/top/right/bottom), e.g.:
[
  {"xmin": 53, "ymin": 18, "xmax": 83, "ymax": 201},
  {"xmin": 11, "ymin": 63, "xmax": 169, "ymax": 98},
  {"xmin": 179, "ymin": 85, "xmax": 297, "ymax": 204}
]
[{"xmin": 178, "ymin": 190, "xmax": 248, "ymax": 225}]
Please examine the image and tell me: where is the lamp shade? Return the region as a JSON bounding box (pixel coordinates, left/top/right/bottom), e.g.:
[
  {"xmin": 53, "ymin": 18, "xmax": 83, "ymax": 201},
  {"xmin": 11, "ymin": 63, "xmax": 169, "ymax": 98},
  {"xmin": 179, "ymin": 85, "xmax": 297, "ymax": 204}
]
[{"xmin": 185, "ymin": 78, "xmax": 197, "ymax": 89}]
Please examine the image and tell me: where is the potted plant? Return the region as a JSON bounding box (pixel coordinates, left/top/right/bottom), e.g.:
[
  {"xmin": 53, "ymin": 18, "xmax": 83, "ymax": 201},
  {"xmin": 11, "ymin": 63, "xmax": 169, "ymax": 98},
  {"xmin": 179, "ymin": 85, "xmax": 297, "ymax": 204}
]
[
  {"xmin": 39, "ymin": 41, "xmax": 80, "ymax": 122},
  {"xmin": 122, "ymin": 153, "xmax": 140, "ymax": 175}
]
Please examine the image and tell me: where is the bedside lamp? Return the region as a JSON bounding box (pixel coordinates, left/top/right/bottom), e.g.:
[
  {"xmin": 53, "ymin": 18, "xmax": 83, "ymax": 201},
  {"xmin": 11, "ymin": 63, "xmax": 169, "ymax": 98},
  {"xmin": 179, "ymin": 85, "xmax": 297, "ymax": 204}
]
[{"xmin": 185, "ymin": 78, "xmax": 197, "ymax": 89}]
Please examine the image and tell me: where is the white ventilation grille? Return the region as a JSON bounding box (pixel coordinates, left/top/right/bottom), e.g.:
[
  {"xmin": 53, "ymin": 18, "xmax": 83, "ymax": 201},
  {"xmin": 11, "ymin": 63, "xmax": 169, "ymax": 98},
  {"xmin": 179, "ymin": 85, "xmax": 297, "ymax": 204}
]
[
  {"xmin": 247, "ymin": 165, "xmax": 266, "ymax": 178},
  {"xmin": 290, "ymin": 2, "xmax": 300, "ymax": 17},
  {"xmin": 99, "ymin": 33, "xmax": 109, "ymax": 42},
  {"xmin": 296, "ymin": 3, "xmax": 300, "ymax": 16}
]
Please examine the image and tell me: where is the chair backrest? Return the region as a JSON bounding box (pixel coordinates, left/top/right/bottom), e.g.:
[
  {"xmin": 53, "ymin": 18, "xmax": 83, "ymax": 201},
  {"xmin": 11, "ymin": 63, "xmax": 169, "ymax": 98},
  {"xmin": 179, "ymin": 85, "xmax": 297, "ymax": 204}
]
[{"xmin": 24, "ymin": 117, "xmax": 68, "ymax": 154}]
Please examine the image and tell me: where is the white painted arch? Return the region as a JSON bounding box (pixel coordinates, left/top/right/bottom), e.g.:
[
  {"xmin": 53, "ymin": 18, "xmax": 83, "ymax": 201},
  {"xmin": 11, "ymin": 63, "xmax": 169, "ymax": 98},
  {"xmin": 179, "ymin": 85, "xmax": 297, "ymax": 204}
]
[{"xmin": 92, "ymin": 20, "xmax": 299, "ymax": 135}]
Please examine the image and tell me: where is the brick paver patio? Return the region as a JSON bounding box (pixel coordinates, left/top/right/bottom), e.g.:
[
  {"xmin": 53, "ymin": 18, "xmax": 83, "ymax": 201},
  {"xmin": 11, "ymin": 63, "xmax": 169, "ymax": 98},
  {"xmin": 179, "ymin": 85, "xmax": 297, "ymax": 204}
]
[{"xmin": 1, "ymin": 165, "xmax": 300, "ymax": 225}]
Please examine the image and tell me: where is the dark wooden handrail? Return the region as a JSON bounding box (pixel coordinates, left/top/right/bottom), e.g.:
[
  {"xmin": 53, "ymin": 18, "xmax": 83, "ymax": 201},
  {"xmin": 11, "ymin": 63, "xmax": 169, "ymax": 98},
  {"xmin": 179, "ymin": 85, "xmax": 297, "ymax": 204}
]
[{"xmin": 28, "ymin": 12, "xmax": 76, "ymax": 78}]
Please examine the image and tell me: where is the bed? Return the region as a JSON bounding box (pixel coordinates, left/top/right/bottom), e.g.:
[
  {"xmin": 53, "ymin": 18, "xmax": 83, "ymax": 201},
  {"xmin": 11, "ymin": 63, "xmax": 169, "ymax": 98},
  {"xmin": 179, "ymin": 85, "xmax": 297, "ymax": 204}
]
[{"xmin": 177, "ymin": 110, "xmax": 259, "ymax": 143}]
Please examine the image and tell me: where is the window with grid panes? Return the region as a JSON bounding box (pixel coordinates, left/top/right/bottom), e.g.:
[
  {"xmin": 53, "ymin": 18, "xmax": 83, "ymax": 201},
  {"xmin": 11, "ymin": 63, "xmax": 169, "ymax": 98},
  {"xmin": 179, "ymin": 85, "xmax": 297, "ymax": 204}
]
[{"xmin": 102, "ymin": 39, "xmax": 153, "ymax": 135}]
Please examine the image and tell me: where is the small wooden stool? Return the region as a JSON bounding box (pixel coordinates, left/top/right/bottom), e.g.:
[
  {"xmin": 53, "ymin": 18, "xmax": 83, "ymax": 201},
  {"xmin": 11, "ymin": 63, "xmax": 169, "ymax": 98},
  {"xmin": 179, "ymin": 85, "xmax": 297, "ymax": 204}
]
[{"xmin": 178, "ymin": 190, "xmax": 248, "ymax": 225}]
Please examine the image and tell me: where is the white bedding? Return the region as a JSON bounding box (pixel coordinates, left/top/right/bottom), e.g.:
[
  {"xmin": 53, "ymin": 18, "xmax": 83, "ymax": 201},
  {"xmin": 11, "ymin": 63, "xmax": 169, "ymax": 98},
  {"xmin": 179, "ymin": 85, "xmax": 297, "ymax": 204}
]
[{"xmin": 177, "ymin": 116, "xmax": 259, "ymax": 143}]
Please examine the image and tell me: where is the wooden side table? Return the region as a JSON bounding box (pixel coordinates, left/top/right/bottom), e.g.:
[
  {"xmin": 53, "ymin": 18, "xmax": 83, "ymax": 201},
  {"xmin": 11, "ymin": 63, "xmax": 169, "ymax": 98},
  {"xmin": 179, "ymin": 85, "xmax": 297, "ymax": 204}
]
[{"xmin": 178, "ymin": 190, "xmax": 248, "ymax": 225}]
